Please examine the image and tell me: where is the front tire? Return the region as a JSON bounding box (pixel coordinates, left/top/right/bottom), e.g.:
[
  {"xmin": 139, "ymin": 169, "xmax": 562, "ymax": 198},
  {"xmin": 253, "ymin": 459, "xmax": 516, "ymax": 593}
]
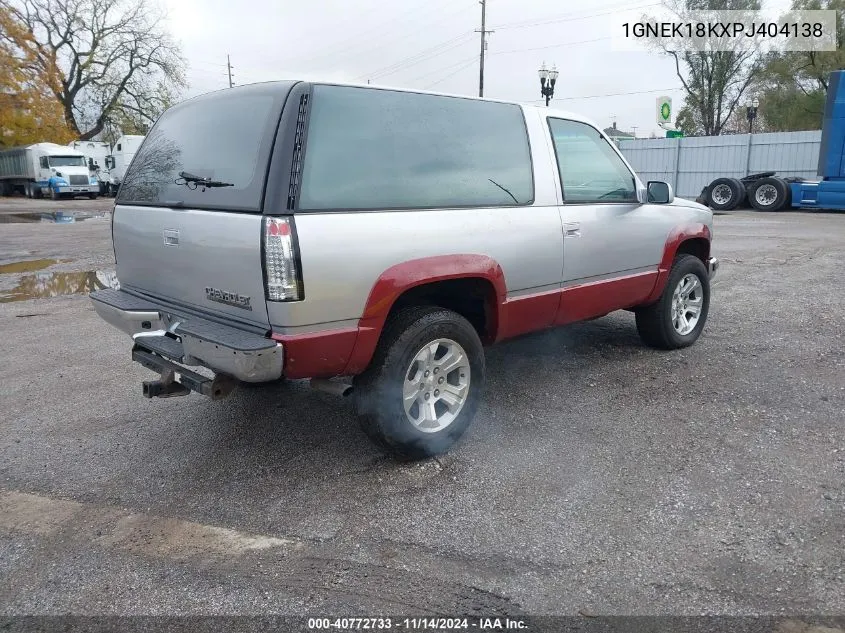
[
  {"xmin": 635, "ymin": 254, "xmax": 710, "ymax": 349},
  {"xmin": 355, "ymin": 306, "xmax": 485, "ymax": 460}
]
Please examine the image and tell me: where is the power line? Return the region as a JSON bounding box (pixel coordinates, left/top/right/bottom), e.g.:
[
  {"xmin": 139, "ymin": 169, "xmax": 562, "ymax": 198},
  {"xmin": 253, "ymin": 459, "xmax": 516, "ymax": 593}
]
[
  {"xmin": 355, "ymin": 32, "xmax": 475, "ymax": 81},
  {"xmin": 407, "ymin": 53, "xmax": 479, "ymax": 84},
  {"xmin": 340, "ymin": 0, "xmax": 478, "ymax": 70},
  {"xmin": 287, "ymin": 0, "xmax": 469, "ymax": 70},
  {"xmin": 491, "ymin": 35, "xmax": 612, "ymax": 56},
  {"xmin": 227, "ymin": 54, "xmax": 234, "ymax": 88},
  {"xmin": 424, "ymin": 57, "xmax": 479, "ymax": 90},
  {"xmin": 191, "ymin": 59, "xmax": 230, "ymax": 68},
  {"xmin": 492, "ymin": 1, "xmax": 659, "ymax": 30},
  {"xmin": 530, "ymin": 86, "xmax": 682, "ymax": 102}
]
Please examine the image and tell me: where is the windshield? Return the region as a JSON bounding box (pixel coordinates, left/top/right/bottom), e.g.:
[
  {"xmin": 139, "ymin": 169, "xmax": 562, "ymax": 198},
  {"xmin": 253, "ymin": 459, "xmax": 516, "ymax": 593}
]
[{"xmin": 49, "ymin": 156, "xmax": 86, "ymax": 167}]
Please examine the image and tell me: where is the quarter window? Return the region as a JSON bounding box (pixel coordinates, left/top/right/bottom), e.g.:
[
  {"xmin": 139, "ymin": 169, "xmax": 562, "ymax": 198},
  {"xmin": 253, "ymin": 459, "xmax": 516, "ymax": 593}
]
[
  {"xmin": 298, "ymin": 85, "xmax": 534, "ymax": 210},
  {"xmin": 548, "ymin": 118, "xmax": 636, "ymax": 203}
]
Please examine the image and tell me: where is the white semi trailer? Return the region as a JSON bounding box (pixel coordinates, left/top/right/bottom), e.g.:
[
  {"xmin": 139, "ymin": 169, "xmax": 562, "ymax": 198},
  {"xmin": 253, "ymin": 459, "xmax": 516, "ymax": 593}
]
[
  {"xmin": 0, "ymin": 143, "xmax": 100, "ymax": 199},
  {"xmin": 103, "ymin": 134, "xmax": 144, "ymax": 196},
  {"xmin": 68, "ymin": 140, "xmax": 111, "ymax": 195}
]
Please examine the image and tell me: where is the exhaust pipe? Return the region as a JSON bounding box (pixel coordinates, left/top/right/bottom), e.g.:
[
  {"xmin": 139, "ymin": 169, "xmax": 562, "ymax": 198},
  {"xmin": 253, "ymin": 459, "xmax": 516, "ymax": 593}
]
[{"xmin": 310, "ymin": 378, "xmax": 354, "ymax": 397}]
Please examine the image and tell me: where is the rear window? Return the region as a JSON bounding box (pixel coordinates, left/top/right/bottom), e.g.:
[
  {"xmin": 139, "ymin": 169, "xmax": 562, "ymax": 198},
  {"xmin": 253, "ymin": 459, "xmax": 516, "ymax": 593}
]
[
  {"xmin": 117, "ymin": 83, "xmax": 293, "ymax": 211},
  {"xmin": 298, "ymin": 85, "xmax": 534, "ymax": 210}
]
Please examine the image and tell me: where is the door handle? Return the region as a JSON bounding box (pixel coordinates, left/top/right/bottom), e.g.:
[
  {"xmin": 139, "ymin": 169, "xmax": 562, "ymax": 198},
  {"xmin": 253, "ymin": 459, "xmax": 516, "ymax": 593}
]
[{"xmin": 564, "ymin": 222, "xmax": 581, "ymax": 238}]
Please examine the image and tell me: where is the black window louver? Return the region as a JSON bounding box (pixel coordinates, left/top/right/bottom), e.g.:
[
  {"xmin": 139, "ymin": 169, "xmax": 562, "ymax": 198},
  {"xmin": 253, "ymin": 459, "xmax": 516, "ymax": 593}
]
[{"xmin": 287, "ymin": 93, "xmax": 309, "ymax": 209}]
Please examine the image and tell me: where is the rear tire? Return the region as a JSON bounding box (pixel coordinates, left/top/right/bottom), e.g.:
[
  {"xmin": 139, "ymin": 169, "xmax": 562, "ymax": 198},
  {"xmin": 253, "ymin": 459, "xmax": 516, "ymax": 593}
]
[
  {"xmin": 354, "ymin": 306, "xmax": 485, "ymax": 460},
  {"xmin": 749, "ymin": 177, "xmax": 789, "ymax": 211},
  {"xmin": 24, "ymin": 183, "xmax": 32, "ymax": 198},
  {"xmin": 705, "ymin": 177, "xmax": 743, "ymax": 210},
  {"xmin": 635, "ymin": 254, "xmax": 710, "ymax": 350},
  {"xmin": 32, "ymin": 184, "xmax": 42, "ymax": 199}
]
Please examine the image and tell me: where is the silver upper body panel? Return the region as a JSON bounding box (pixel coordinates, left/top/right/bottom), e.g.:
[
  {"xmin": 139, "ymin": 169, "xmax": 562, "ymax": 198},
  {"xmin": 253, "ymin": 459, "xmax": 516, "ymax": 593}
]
[{"xmin": 110, "ymin": 83, "xmax": 713, "ymax": 335}]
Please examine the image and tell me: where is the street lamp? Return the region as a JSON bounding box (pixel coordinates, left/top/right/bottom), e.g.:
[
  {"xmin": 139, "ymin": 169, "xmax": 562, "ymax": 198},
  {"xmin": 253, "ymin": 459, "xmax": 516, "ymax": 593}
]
[
  {"xmin": 746, "ymin": 97, "xmax": 760, "ymax": 133},
  {"xmin": 538, "ymin": 62, "xmax": 558, "ymax": 106}
]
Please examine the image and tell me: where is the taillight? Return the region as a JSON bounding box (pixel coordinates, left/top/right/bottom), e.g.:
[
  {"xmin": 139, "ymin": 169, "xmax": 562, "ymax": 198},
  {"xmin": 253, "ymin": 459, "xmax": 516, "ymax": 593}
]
[{"xmin": 263, "ymin": 216, "xmax": 302, "ymax": 301}]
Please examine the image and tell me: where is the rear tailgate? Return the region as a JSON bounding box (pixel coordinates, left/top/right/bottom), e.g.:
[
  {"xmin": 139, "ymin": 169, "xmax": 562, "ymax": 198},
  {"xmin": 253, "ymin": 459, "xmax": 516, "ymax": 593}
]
[
  {"xmin": 112, "ymin": 82, "xmax": 297, "ymax": 328},
  {"xmin": 114, "ymin": 206, "xmax": 268, "ymax": 326}
]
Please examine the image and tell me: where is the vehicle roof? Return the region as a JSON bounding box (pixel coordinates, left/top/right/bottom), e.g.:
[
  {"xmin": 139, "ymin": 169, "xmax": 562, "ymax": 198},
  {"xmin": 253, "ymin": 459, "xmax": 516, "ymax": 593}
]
[
  {"xmin": 192, "ymin": 79, "xmax": 602, "ymax": 131},
  {"xmin": 27, "ymin": 142, "xmax": 86, "ymax": 155}
]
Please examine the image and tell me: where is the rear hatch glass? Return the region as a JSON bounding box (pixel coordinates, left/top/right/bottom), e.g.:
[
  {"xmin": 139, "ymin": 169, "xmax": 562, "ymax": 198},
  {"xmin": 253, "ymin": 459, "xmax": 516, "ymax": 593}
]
[{"xmin": 116, "ymin": 82, "xmax": 294, "ymax": 211}]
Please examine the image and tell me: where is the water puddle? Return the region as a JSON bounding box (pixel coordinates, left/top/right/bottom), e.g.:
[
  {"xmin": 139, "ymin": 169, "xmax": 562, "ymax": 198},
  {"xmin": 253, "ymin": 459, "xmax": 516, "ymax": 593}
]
[
  {"xmin": 0, "ymin": 211, "xmax": 106, "ymax": 224},
  {"xmin": 0, "ymin": 259, "xmax": 63, "ymax": 274},
  {"xmin": 0, "ymin": 270, "xmax": 119, "ymax": 303}
]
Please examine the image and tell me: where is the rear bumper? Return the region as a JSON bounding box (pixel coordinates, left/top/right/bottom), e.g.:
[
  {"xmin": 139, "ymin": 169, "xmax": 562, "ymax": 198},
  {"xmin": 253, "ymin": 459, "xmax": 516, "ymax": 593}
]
[
  {"xmin": 707, "ymin": 256, "xmax": 719, "ymax": 280},
  {"xmin": 90, "ymin": 288, "xmax": 283, "ymax": 383}
]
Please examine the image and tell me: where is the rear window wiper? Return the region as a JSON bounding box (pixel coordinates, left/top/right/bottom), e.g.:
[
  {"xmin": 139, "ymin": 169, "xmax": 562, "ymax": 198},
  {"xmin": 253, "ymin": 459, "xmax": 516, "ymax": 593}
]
[{"xmin": 175, "ymin": 171, "xmax": 234, "ymax": 189}]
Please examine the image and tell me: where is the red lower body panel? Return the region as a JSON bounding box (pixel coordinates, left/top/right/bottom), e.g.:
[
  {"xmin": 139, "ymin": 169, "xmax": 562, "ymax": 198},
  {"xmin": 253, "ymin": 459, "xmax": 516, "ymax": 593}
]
[
  {"xmin": 555, "ymin": 270, "xmax": 659, "ymax": 326},
  {"xmin": 271, "ymin": 328, "xmax": 358, "ymax": 379},
  {"xmin": 271, "ymin": 270, "xmax": 659, "ymax": 378}
]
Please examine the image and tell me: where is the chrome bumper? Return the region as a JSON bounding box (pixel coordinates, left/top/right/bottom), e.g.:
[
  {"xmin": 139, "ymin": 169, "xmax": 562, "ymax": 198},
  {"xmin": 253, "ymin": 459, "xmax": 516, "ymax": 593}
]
[
  {"xmin": 57, "ymin": 185, "xmax": 99, "ymax": 193},
  {"xmin": 90, "ymin": 289, "xmax": 283, "ymax": 384},
  {"xmin": 708, "ymin": 257, "xmax": 719, "ymax": 280}
]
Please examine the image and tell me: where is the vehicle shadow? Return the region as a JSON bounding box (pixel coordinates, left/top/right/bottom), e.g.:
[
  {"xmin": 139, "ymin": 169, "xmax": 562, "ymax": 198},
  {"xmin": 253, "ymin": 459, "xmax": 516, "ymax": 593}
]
[
  {"xmin": 183, "ymin": 312, "xmax": 645, "ymax": 465},
  {"xmin": 118, "ymin": 313, "xmax": 652, "ymax": 504}
]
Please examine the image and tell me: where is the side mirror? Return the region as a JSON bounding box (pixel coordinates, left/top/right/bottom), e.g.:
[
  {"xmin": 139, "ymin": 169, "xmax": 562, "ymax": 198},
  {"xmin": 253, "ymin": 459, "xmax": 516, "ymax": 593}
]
[
  {"xmin": 646, "ymin": 181, "xmax": 673, "ymax": 204},
  {"xmin": 105, "ymin": 156, "xmax": 115, "ymax": 169}
]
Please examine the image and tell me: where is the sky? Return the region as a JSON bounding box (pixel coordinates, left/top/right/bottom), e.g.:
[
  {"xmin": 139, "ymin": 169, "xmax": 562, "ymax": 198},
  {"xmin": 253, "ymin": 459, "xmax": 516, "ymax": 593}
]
[{"xmin": 164, "ymin": 0, "xmax": 794, "ymax": 138}]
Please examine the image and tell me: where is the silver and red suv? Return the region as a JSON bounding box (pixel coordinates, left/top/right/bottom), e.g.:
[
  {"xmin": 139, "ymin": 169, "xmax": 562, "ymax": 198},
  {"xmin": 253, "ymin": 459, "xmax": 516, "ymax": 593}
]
[{"xmin": 91, "ymin": 80, "xmax": 718, "ymax": 459}]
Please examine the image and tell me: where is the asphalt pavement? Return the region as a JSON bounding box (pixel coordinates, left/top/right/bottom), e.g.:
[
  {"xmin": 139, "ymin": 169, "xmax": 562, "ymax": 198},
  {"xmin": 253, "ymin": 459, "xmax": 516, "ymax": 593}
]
[{"xmin": 0, "ymin": 199, "xmax": 843, "ymax": 619}]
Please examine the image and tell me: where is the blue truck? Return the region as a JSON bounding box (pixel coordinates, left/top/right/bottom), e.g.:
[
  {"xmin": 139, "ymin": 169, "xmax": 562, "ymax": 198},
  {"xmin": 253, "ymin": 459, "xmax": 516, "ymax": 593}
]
[{"xmin": 701, "ymin": 70, "xmax": 845, "ymax": 212}]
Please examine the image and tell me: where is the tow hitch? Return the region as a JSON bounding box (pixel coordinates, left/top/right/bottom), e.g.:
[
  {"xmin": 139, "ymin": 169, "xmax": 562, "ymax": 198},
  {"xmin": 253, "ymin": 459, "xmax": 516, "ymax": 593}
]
[{"xmin": 133, "ymin": 346, "xmax": 237, "ymax": 400}]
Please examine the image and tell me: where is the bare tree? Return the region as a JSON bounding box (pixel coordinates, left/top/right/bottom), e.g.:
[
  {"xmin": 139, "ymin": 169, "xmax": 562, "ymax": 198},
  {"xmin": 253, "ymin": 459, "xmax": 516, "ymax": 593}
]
[
  {"xmin": 657, "ymin": 0, "xmax": 762, "ymax": 136},
  {"xmin": 1, "ymin": 0, "xmax": 184, "ymax": 140}
]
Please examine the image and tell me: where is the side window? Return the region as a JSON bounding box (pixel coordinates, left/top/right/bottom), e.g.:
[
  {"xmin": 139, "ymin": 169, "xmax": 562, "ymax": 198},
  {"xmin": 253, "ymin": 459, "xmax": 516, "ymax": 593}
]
[
  {"xmin": 548, "ymin": 118, "xmax": 636, "ymax": 203},
  {"xmin": 298, "ymin": 85, "xmax": 534, "ymax": 210},
  {"xmin": 39, "ymin": 157, "xmax": 48, "ymax": 169}
]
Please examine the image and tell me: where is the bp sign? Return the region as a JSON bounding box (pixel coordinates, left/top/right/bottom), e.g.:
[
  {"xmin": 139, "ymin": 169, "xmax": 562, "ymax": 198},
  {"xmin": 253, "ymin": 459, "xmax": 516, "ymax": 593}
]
[{"xmin": 656, "ymin": 96, "xmax": 672, "ymax": 125}]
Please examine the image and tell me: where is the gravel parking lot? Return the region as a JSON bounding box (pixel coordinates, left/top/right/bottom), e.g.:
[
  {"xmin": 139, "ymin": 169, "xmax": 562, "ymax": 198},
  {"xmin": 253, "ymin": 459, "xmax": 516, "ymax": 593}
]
[{"xmin": 0, "ymin": 199, "xmax": 843, "ymax": 619}]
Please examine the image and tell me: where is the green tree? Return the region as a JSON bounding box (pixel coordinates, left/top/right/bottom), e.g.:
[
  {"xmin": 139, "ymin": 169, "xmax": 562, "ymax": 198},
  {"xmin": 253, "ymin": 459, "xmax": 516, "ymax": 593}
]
[{"xmin": 756, "ymin": 0, "xmax": 845, "ymax": 131}]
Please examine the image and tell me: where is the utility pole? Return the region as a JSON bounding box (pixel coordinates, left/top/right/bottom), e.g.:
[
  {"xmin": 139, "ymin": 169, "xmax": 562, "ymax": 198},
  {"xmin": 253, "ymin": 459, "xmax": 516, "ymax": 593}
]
[
  {"xmin": 227, "ymin": 54, "xmax": 234, "ymax": 88},
  {"xmin": 476, "ymin": 0, "xmax": 493, "ymax": 97}
]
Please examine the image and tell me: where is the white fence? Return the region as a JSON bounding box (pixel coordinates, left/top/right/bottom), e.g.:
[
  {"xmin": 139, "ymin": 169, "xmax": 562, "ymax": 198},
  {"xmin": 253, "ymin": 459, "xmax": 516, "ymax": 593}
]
[{"xmin": 617, "ymin": 130, "xmax": 822, "ymax": 199}]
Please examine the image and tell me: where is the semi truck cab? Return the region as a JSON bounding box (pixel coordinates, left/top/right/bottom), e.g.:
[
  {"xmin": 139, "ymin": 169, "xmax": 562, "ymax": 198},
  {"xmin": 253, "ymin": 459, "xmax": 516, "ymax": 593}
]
[
  {"xmin": 791, "ymin": 70, "xmax": 845, "ymax": 210},
  {"xmin": 0, "ymin": 142, "xmax": 100, "ymax": 199}
]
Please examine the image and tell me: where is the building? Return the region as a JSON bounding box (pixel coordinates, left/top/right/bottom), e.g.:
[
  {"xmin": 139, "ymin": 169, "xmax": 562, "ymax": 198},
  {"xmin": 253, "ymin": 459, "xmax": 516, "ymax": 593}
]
[{"xmin": 603, "ymin": 121, "xmax": 635, "ymax": 144}]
